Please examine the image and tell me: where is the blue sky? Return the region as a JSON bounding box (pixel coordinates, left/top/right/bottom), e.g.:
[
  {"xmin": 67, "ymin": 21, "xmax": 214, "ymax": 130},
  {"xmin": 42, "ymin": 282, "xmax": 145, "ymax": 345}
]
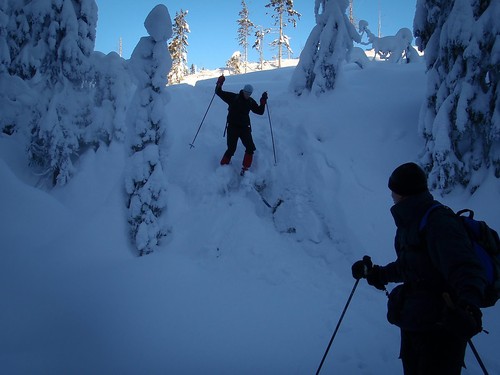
[{"xmin": 94, "ymin": 0, "xmax": 417, "ymax": 70}]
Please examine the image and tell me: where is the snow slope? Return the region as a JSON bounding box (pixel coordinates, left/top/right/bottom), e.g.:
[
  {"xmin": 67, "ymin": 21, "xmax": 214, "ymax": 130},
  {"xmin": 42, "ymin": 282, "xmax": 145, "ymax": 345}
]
[{"xmin": 1, "ymin": 60, "xmax": 499, "ymax": 374}]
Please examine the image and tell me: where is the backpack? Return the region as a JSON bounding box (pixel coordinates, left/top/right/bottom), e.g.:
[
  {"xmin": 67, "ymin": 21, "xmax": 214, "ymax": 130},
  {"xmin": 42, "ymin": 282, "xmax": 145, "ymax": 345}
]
[{"xmin": 419, "ymin": 204, "xmax": 500, "ymax": 308}]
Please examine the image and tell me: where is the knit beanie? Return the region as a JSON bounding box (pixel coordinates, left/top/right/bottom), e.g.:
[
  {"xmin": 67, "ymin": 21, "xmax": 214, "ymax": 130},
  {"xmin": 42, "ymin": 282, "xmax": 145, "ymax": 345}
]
[
  {"xmin": 388, "ymin": 162, "xmax": 428, "ymax": 196},
  {"xmin": 243, "ymin": 84, "xmax": 253, "ymax": 95}
]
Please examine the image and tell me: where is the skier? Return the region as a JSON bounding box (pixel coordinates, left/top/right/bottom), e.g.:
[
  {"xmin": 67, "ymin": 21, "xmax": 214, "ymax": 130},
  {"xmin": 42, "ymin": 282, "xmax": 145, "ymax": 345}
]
[
  {"xmin": 351, "ymin": 162, "xmax": 486, "ymax": 375},
  {"xmin": 215, "ymin": 75, "xmax": 267, "ymax": 175}
]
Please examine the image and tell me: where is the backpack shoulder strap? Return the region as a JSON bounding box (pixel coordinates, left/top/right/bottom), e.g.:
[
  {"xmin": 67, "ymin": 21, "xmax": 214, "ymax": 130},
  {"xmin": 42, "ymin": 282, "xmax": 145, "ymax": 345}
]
[{"xmin": 418, "ymin": 203, "xmax": 445, "ymax": 232}]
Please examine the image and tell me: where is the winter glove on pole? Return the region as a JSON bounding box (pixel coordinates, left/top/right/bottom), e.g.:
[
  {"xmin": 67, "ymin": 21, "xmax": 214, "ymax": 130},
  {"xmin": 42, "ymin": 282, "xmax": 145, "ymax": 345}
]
[
  {"xmin": 260, "ymin": 91, "xmax": 268, "ymax": 106},
  {"xmin": 216, "ymin": 75, "xmax": 225, "ymax": 90},
  {"xmin": 351, "ymin": 256, "xmax": 373, "ymax": 279},
  {"xmin": 351, "ymin": 256, "xmax": 387, "ymax": 291}
]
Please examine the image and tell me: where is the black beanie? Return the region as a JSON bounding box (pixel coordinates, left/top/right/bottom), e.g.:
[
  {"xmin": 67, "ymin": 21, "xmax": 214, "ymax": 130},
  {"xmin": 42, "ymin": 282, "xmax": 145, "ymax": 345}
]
[{"xmin": 388, "ymin": 162, "xmax": 428, "ymax": 196}]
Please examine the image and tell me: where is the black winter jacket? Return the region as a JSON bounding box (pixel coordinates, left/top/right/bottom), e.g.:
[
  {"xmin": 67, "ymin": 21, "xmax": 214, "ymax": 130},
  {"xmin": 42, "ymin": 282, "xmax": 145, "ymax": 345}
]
[
  {"xmin": 216, "ymin": 86, "xmax": 265, "ymax": 128},
  {"xmin": 381, "ymin": 191, "xmax": 487, "ymax": 331}
]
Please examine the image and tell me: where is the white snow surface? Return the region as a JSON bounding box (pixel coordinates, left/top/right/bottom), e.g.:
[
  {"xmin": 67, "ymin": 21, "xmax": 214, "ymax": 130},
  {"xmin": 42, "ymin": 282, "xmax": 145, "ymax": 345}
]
[{"xmin": 1, "ymin": 61, "xmax": 499, "ymax": 374}]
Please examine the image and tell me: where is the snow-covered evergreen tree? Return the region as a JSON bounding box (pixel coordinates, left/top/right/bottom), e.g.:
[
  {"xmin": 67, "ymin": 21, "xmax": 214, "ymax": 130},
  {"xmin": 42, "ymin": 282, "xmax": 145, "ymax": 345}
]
[
  {"xmin": 237, "ymin": 0, "xmax": 255, "ymax": 73},
  {"xmin": 414, "ymin": 0, "xmax": 500, "ymax": 193},
  {"xmin": 168, "ymin": 9, "xmax": 189, "ymax": 85},
  {"xmin": 89, "ymin": 51, "xmax": 133, "ymax": 144},
  {"xmin": 0, "ymin": 0, "xmax": 9, "ymax": 75},
  {"xmin": 4, "ymin": 0, "xmax": 98, "ymax": 186},
  {"xmin": 226, "ymin": 51, "xmax": 242, "ymax": 74},
  {"xmin": 265, "ymin": 0, "xmax": 301, "ymax": 68},
  {"xmin": 1, "ymin": 0, "xmax": 131, "ymax": 169},
  {"xmin": 125, "ymin": 4, "xmax": 172, "ymax": 256},
  {"xmin": 290, "ymin": 0, "xmax": 361, "ymax": 95}
]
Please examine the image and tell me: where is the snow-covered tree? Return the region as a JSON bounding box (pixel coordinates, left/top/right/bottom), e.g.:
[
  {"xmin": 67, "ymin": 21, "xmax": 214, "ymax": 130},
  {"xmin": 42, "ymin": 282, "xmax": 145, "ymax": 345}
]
[
  {"xmin": 237, "ymin": 0, "xmax": 255, "ymax": 73},
  {"xmin": 253, "ymin": 26, "xmax": 271, "ymax": 70},
  {"xmin": 226, "ymin": 51, "xmax": 242, "ymax": 74},
  {"xmin": 168, "ymin": 9, "xmax": 189, "ymax": 85},
  {"xmin": 414, "ymin": 0, "xmax": 500, "ymax": 193},
  {"xmin": 265, "ymin": 0, "xmax": 301, "ymax": 68},
  {"xmin": 89, "ymin": 51, "xmax": 133, "ymax": 144},
  {"xmin": 290, "ymin": 0, "xmax": 361, "ymax": 95},
  {"xmin": 1, "ymin": 0, "xmax": 132, "ymax": 179},
  {"xmin": 0, "ymin": 0, "xmax": 9, "ymax": 75},
  {"xmin": 4, "ymin": 0, "xmax": 98, "ymax": 186},
  {"xmin": 125, "ymin": 4, "xmax": 172, "ymax": 256}
]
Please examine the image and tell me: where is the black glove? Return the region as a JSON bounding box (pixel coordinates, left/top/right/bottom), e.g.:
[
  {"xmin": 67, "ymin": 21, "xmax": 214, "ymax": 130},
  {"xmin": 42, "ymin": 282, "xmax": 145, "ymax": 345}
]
[
  {"xmin": 352, "ymin": 256, "xmax": 373, "ymax": 279},
  {"xmin": 441, "ymin": 300, "xmax": 483, "ymax": 340},
  {"xmin": 216, "ymin": 75, "xmax": 225, "ymax": 87},
  {"xmin": 260, "ymin": 92, "xmax": 268, "ymax": 105}
]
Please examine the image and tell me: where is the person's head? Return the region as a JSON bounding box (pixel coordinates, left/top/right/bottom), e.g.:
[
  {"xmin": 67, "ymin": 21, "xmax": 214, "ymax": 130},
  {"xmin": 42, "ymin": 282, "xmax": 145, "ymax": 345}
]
[
  {"xmin": 242, "ymin": 84, "xmax": 253, "ymax": 98},
  {"xmin": 388, "ymin": 162, "xmax": 428, "ymax": 204}
]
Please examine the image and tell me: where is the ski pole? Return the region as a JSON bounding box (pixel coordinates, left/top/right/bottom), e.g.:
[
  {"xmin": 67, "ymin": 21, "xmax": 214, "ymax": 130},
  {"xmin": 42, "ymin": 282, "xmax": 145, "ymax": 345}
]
[
  {"xmin": 189, "ymin": 91, "xmax": 216, "ymax": 148},
  {"xmin": 468, "ymin": 339, "xmax": 489, "ymax": 375},
  {"xmin": 316, "ymin": 278, "xmax": 360, "ymax": 375},
  {"xmin": 266, "ymin": 102, "xmax": 277, "ymax": 165}
]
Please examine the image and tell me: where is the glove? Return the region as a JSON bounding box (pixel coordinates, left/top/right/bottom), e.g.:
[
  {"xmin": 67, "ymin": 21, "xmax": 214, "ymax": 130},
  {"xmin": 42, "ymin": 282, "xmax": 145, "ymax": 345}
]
[
  {"xmin": 366, "ymin": 265, "xmax": 388, "ymax": 291},
  {"xmin": 216, "ymin": 75, "xmax": 225, "ymax": 87},
  {"xmin": 441, "ymin": 299, "xmax": 483, "ymax": 340},
  {"xmin": 351, "ymin": 256, "xmax": 373, "ymax": 279},
  {"xmin": 260, "ymin": 92, "xmax": 268, "ymax": 105}
]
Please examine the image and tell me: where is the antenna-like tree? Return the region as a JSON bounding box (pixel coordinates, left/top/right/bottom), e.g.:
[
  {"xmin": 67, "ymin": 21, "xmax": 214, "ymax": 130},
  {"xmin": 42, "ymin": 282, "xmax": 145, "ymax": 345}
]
[
  {"xmin": 237, "ymin": 0, "xmax": 255, "ymax": 73},
  {"xmin": 253, "ymin": 26, "xmax": 271, "ymax": 70},
  {"xmin": 168, "ymin": 9, "xmax": 189, "ymax": 84},
  {"xmin": 265, "ymin": 0, "xmax": 301, "ymax": 68}
]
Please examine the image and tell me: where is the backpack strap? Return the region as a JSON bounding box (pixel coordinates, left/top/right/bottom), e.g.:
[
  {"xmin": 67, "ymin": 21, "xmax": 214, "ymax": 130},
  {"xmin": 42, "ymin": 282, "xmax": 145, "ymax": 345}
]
[{"xmin": 418, "ymin": 203, "xmax": 445, "ymax": 232}]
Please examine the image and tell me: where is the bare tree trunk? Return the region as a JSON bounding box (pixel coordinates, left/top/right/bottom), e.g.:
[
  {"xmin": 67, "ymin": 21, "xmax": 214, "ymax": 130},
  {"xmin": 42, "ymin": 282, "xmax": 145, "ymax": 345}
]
[{"xmin": 278, "ymin": 11, "xmax": 283, "ymax": 68}]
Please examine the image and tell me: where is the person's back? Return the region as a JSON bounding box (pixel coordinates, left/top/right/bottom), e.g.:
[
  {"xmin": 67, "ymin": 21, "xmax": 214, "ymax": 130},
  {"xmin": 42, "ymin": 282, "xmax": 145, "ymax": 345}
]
[{"xmin": 352, "ymin": 162, "xmax": 486, "ymax": 375}]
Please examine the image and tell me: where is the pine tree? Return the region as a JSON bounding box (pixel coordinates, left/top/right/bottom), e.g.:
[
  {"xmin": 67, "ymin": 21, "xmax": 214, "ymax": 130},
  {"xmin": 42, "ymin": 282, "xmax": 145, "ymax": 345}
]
[
  {"xmin": 168, "ymin": 9, "xmax": 189, "ymax": 84},
  {"xmin": 237, "ymin": 0, "xmax": 255, "ymax": 73},
  {"xmin": 265, "ymin": 0, "xmax": 301, "ymax": 68},
  {"xmin": 1, "ymin": 0, "xmax": 132, "ymax": 181},
  {"xmin": 290, "ymin": 0, "xmax": 361, "ymax": 95},
  {"xmin": 0, "ymin": 2, "xmax": 10, "ymax": 75},
  {"xmin": 126, "ymin": 5, "xmax": 172, "ymax": 256},
  {"xmin": 13, "ymin": 0, "xmax": 98, "ymax": 186},
  {"xmin": 414, "ymin": 0, "xmax": 499, "ymax": 193},
  {"xmin": 253, "ymin": 26, "xmax": 271, "ymax": 70}
]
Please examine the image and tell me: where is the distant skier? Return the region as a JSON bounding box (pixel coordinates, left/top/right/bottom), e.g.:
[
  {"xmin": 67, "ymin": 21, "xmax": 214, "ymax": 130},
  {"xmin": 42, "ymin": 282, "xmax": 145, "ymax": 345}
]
[{"xmin": 215, "ymin": 75, "xmax": 267, "ymax": 175}]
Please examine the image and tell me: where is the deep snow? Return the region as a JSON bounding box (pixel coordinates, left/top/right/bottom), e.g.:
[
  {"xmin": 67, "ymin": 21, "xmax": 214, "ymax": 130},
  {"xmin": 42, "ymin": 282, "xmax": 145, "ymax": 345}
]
[{"xmin": 1, "ymin": 59, "xmax": 499, "ymax": 374}]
